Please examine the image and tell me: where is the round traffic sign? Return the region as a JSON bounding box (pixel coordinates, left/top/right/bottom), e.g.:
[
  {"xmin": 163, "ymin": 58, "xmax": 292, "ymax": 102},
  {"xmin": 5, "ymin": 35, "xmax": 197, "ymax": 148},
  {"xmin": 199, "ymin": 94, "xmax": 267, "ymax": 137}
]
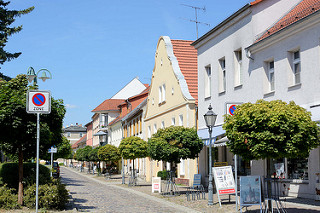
[
  {"xmin": 32, "ymin": 93, "xmax": 46, "ymax": 106},
  {"xmin": 229, "ymin": 104, "xmax": 237, "ymax": 116}
]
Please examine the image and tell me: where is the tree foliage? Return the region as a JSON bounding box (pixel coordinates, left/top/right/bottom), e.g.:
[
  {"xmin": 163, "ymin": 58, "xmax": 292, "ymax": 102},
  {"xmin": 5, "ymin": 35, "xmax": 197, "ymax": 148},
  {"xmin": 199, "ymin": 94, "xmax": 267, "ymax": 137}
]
[
  {"xmin": 0, "ymin": 75, "xmax": 66, "ymax": 160},
  {"xmin": 119, "ymin": 136, "xmax": 148, "ymax": 160},
  {"xmin": 0, "ymin": 1, "xmax": 34, "ymax": 66},
  {"xmin": 223, "ymin": 100, "xmax": 320, "ymax": 160},
  {"xmin": 97, "ymin": 144, "xmax": 120, "ymax": 162},
  {"xmin": 75, "ymin": 146, "xmax": 92, "ymax": 162},
  {"xmin": 89, "ymin": 146, "xmax": 100, "ymax": 162},
  {"xmin": 0, "ymin": 74, "xmax": 65, "ymax": 204},
  {"xmin": 147, "ymin": 126, "xmax": 203, "ymax": 164}
]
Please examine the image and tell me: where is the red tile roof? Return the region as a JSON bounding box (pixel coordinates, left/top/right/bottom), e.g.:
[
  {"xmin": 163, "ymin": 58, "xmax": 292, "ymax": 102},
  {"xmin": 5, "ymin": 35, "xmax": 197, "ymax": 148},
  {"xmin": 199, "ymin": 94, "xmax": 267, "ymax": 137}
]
[
  {"xmin": 250, "ymin": 0, "xmax": 266, "ymax": 6},
  {"xmin": 256, "ymin": 0, "xmax": 320, "ymax": 42},
  {"xmin": 171, "ymin": 40, "xmax": 198, "ymax": 104},
  {"xmin": 72, "ymin": 134, "xmax": 86, "ymax": 149},
  {"xmin": 92, "ymin": 99, "xmax": 124, "ymax": 112}
]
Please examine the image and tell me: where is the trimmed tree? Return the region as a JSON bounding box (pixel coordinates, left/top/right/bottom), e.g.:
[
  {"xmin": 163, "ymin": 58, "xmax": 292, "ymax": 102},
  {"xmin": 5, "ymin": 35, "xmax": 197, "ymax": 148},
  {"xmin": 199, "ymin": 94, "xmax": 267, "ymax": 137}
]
[
  {"xmin": 148, "ymin": 126, "xmax": 203, "ymax": 165},
  {"xmin": 223, "ymin": 100, "xmax": 320, "ymax": 161},
  {"xmin": 223, "ymin": 99, "xmax": 320, "ymax": 209},
  {"xmin": 89, "ymin": 147, "xmax": 100, "ymax": 174},
  {"xmin": 98, "ymin": 144, "xmax": 121, "ymax": 174},
  {"xmin": 0, "ymin": 1, "xmax": 34, "ymax": 67},
  {"xmin": 0, "ymin": 74, "xmax": 65, "ymax": 205},
  {"xmin": 119, "ymin": 136, "xmax": 148, "ymax": 182}
]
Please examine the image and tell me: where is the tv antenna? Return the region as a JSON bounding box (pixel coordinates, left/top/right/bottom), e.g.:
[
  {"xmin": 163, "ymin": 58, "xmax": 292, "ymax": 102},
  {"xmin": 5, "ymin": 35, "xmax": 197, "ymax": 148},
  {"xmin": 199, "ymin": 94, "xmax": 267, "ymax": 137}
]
[{"xmin": 181, "ymin": 4, "xmax": 210, "ymax": 39}]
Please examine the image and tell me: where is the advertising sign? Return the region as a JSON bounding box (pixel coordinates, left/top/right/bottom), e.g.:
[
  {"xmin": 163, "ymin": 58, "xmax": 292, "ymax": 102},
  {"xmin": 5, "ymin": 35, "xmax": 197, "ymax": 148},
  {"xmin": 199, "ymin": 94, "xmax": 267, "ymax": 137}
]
[
  {"xmin": 240, "ymin": 176, "xmax": 262, "ymax": 209},
  {"xmin": 26, "ymin": 90, "xmax": 51, "ymax": 114},
  {"xmin": 213, "ymin": 166, "xmax": 236, "ymax": 195},
  {"xmin": 152, "ymin": 177, "xmax": 161, "ymax": 193}
]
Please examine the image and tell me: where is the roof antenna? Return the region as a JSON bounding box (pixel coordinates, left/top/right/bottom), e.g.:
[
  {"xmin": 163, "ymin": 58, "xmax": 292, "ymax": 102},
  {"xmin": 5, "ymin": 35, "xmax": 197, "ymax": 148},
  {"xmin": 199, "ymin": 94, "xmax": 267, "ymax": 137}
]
[{"xmin": 181, "ymin": 4, "xmax": 210, "ymax": 39}]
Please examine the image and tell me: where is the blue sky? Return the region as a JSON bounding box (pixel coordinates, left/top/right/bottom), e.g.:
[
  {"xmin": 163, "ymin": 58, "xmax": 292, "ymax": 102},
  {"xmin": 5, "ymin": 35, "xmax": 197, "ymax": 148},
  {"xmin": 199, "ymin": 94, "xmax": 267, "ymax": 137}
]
[{"xmin": 2, "ymin": 0, "xmax": 250, "ymax": 127}]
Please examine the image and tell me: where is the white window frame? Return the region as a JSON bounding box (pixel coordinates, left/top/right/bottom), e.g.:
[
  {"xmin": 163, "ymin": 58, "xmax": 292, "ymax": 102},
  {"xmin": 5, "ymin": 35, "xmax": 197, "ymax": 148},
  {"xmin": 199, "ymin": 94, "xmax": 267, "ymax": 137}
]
[
  {"xmin": 171, "ymin": 117, "xmax": 176, "ymax": 126},
  {"xmin": 158, "ymin": 86, "xmax": 162, "ymax": 103},
  {"xmin": 234, "ymin": 49, "xmax": 242, "ymax": 86},
  {"xmin": 179, "ymin": 114, "xmax": 183, "ymax": 126},
  {"xmin": 162, "ymin": 84, "xmax": 166, "ymax": 102},
  {"xmin": 67, "ymin": 132, "xmax": 71, "ymax": 137},
  {"xmin": 268, "ymin": 61, "xmax": 275, "ymax": 91},
  {"xmin": 180, "ymin": 159, "xmax": 185, "ymax": 175},
  {"xmin": 161, "ymin": 121, "xmax": 165, "ymax": 129},
  {"xmin": 204, "ymin": 65, "xmax": 212, "ymax": 98},
  {"xmin": 153, "ymin": 124, "xmax": 157, "ymax": 134},
  {"xmin": 219, "ymin": 58, "xmax": 226, "ymax": 92},
  {"xmin": 293, "ymin": 50, "xmax": 301, "ymax": 85},
  {"xmin": 148, "ymin": 126, "xmax": 151, "ymax": 138}
]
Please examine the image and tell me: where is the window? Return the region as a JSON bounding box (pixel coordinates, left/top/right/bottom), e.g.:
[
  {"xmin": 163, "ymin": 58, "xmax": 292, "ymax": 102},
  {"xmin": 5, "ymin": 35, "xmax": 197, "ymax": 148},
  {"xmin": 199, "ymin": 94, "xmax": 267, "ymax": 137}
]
[
  {"xmin": 219, "ymin": 58, "xmax": 226, "ymax": 92},
  {"xmin": 158, "ymin": 84, "xmax": 166, "ymax": 103},
  {"xmin": 161, "ymin": 121, "xmax": 165, "ymax": 129},
  {"xmin": 180, "ymin": 159, "xmax": 185, "ymax": 175},
  {"xmin": 171, "ymin": 117, "xmax": 176, "ymax": 126},
  {"xmin": 100, "ymin": 114, "xmax": 108, "ymax": 127},
  {"xmin": 268, "ymin": 61, "xmax": 275, "ymax": 91},
  {"xmin": 179, "ymin": 114, "xmax": 183, "ymax": 126},
  {"xmin": 80, "ymin": 133, "xmax": 83, "ymax": 137},
  {"xmin": 158, "ymin": 86, "xmax": 162, "ymax": 103},
  {"xmin": 148, "ymin": 126, "xmax": 151, "ymax": 138},
  {"xmin": 153, "ymin": 124, "xmax": 157, "ymax": 134},
  {"xmin": 172, "ymin": 87, "xmax": 174, "ymax": 95},
  {"xmin": 67, "ymin": 132, "xmax": 71, "ymax": 137},
  {"xmin": 139, "ymin": 116, "xmax": 142, "ymax": 133},
  {"xmin": 234, "ymin": 49, "xmax": 243, "ymax": 86},
  {"xmin": 270, "ymin": 158, "xmax": 308, "ymax": 180},
  {"xmin": 293, "ymin": 50, "xmax": 301, "ymax": 84},
  {"xmin": 204, "ymin": 66, "xmax": 211, "ymax": 98}
]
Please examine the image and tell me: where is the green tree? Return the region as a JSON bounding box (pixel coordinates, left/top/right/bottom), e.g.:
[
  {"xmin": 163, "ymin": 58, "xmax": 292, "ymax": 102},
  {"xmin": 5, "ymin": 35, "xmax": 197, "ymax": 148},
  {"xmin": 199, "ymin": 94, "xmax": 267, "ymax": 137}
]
[
  {"xmin": 98, "ymin": 144, "xmax": 121, "ymax": 162},
  {"xmin": 0, "ymin": 1, "xmax": 34, "ymax": 67},
  {"xmin": 119, "ymin": 136, "xmax": 148, "ymax": 181},
  {"xmin": 147, "ymin": 126, "xmax": 203, "ymax": 164},
  {"xmin": 223, "ymin": 100, "xmax": 320, "ymax": 161},
  {"xmin": 41, "ymin": 136, "xmax": 72, "ymax": 161},
  {"xmin": 0, "ymin": 74, "xmax": 65, "ymax": 205}
]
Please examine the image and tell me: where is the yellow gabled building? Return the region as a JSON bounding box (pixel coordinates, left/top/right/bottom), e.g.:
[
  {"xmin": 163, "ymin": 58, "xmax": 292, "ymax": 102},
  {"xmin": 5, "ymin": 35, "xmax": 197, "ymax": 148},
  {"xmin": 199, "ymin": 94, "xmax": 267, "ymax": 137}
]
[{"xmin": 144, "ymin": 36, "xmax": 198, "ymax": 185}]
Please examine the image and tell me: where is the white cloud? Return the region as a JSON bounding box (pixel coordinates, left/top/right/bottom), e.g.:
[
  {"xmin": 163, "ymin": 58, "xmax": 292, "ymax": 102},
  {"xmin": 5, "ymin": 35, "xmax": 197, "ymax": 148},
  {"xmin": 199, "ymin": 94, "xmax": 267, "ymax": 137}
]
[{"xmin": 65, "ymin": 104, "xmax": 77, "ymax": 109}]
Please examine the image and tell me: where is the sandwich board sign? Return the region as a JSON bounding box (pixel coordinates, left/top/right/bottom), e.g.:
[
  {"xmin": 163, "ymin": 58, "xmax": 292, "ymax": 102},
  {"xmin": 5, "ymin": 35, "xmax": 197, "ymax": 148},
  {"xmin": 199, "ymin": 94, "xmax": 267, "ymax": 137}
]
[
  {"xmin": 26, "ymin": 90, "xmax": 51, "ymax": 114},
  {"xmin": 212, "ymin": 166, "xmax": 236, "ymax": 206}
]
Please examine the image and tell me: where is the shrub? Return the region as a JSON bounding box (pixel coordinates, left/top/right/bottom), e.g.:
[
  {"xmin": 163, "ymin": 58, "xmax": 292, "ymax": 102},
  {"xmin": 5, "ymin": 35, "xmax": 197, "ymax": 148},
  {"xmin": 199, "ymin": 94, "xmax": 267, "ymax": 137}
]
[
  {"xmin": 0, "ymin": 163, "xmax": 51, "ymax": 190},
  {"xmin": 24, "ymin": 179, "xmax": 69, "ymax": 210},
  {"xmin": 59, "ymin": 163, "xmax": 64, "ymax": 166},
  {"xmin": 157, "ymin": 170, "xmax": 168, "ymax": 180},
  {"xmin": 0, "ymin": 185, "xmax": 20, "ymax": 209}
]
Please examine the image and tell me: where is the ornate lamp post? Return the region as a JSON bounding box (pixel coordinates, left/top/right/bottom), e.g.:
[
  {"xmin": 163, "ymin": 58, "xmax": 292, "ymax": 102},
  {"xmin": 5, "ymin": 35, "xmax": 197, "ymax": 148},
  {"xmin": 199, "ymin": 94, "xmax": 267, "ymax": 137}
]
[
  {"xmin": 26, "ymin": 67, "xmax": 52, "ymax": 213},
  {"xmin": 204, "ymin": 104, "xmax": 217, "ymax": 206}
]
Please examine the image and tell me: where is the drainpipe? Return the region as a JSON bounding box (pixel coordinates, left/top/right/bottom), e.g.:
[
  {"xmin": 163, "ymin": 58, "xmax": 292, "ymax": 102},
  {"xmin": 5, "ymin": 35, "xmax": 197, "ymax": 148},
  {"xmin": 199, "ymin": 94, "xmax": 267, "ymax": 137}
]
[{"xmin": 245, "ymin": 48, "xmax": 254, "ymax": 60}]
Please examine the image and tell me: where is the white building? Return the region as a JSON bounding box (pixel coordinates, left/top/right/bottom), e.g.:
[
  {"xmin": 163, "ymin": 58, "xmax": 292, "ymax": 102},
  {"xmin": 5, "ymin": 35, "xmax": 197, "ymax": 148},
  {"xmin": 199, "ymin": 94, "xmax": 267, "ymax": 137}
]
[{"xmin": 193, "ymin": 0, "xmax": 320, "ymax": 199}]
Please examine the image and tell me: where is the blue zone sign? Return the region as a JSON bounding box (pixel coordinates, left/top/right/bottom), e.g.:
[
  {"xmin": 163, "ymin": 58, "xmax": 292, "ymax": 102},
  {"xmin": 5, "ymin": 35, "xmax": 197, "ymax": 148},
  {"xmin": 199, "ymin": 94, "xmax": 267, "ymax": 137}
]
[{"xmin": 27, "ymin": 90, "xmax": 51, "ymax": 114}]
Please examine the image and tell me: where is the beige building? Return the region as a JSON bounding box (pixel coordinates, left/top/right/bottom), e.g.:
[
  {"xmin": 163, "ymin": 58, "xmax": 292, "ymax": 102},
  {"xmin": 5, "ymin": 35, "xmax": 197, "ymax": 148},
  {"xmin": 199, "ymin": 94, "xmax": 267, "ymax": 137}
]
[
  {"xmin": 62, "ymin": 123, "xmax": 87, "ymax": 146},
  {"xmin": 144, "ymin": 36, "xmax": 198, "ymax": 185}
]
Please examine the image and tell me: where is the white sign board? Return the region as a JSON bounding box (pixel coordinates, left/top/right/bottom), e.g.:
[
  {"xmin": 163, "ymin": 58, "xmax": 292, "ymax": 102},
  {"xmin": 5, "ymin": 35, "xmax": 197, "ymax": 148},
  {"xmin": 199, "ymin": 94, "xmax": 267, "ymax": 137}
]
[
  {"xmin": 26, "ymin": 90, "xmax": 51, "ymax": 114},
  {"xmin": 225, "ymin": 102, "xmax": 242, "ymax": 116},
  {"xmin": 48, "ymin": 147, "xmax": 57, "ymax": 153},
  {"xmin": 152, "ymin": 177, "xmax": 161, "ymax": 193},
  {"xmin": 213, "ymin": 166, "xmax": 236, "ymax": 195}
]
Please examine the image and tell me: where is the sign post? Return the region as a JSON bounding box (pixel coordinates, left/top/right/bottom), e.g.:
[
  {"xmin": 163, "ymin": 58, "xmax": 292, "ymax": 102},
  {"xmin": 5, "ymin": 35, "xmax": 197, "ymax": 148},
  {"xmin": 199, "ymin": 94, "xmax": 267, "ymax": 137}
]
[
  {"xmin": 26, "ymin": 90, "xmax": 51, "ymax": 213},
  {"xmin": 48, "ymin": 147, "xmax": 57, "ymax": 177}
]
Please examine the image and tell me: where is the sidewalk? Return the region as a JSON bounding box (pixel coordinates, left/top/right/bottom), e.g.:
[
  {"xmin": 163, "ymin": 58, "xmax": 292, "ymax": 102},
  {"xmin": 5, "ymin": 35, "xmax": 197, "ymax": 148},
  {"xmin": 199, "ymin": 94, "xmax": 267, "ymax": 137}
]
[{"xmin": 66, "ymin": 166, "xmax": 320, "ymax": 213}]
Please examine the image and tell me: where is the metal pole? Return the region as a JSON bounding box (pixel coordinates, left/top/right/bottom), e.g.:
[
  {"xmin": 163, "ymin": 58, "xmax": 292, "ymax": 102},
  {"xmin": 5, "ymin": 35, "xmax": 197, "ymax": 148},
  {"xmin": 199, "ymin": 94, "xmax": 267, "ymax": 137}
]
[
  {"xmin": 235, "ymin": 154, "xmax": 238, "ymax": 212},
  {"xmin": 122, "ymin": 157, "xmax": 125, "ymax": 184},
  {"xmin": 208, "ymin": 127, "xmax": 213, "ymax": 205},
  {"xmin": 36, "ymin": 113, "xmax": 40, "ymax": 213},
  {"xmin": 50, "ymin": 152, "xmax": 53, "ymax": 177}
]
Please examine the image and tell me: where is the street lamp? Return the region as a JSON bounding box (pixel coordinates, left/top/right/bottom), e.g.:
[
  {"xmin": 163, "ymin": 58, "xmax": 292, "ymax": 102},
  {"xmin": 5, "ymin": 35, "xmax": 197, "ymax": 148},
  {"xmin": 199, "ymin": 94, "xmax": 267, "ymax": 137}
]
[
  {"xmin": 26, "ymin": 67, "xmax": 52, "ymax": 213},
  {"xmin": 27, "ymin": 67, "xmax": 52, "ymax": 84},
  {"xmin": 204, "ymin": 104, "xmax": 217, "ymax": 206}
]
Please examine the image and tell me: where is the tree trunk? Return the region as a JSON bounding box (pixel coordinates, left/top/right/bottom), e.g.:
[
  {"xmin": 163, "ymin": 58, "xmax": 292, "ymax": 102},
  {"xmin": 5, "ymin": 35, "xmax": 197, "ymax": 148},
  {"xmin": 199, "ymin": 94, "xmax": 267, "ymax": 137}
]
[{"xmin": 18, "ymin": 146, "xmax": 23, "ymax": 205}]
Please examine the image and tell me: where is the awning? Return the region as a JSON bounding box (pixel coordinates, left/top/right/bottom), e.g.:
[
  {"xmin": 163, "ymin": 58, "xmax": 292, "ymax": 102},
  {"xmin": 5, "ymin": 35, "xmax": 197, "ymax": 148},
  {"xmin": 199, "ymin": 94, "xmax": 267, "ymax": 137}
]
[
  {"xmin": 93, "ymin": 131, "xmax": 107, "ymax": 136},
  {"xmin": 197, "ymin": 125, "xmax": 225, "ymax": 146},
  {"xmin": 215, "ymin": 136, "xmax": 229, "ymax": 147}
]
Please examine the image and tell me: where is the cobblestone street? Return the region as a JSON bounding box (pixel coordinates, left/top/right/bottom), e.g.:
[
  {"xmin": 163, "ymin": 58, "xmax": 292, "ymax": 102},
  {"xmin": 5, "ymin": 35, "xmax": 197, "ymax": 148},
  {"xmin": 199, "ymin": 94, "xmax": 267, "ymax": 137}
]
[{"xmin": 61, "ymin": 167, "xmax": 196, "ymax": 213}]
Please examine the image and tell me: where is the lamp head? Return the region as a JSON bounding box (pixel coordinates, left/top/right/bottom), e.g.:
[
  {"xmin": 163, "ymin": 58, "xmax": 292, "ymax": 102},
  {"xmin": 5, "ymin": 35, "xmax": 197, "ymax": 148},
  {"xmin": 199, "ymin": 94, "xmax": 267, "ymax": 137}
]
[
  {"xmin": 26, "ymin": 67, "xmax": 36, "ymax": 83},
  {"xmin": 37, "ymin": 69, "xmax": 52, "ymax": 82},
  {"xmin": 204, "ymin": 104, "xmax": 217, "ymax": 128}
]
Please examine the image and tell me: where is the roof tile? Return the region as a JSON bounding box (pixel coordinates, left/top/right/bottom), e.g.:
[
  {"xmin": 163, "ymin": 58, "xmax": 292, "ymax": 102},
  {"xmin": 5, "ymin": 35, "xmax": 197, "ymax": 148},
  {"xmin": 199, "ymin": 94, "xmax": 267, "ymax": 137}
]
[
  {"xmin": 256, "ymin": 0, "xmax": 320, "ymax": 42},
  {"xmin": 92, "ymin": 99, "xmax": 124, "ymax": 112},
  {"xmin": 171, "ymin": 40, "xmax": 198, "ymax": 104}
]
